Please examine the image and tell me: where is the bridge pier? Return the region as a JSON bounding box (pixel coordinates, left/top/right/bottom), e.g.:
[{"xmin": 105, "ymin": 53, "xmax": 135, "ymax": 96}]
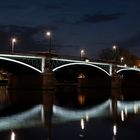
[
  {"xmin": 8, "ymin": 72, "xmax": 56, "ymax": 90},
  {"xmin": 40, "ymin": 62, "xmax": 56, "ymax": 129},
  {"xmin": 42, "ymin": 68, "xmax": 56, "ymax": 90},
  {"xmin": 41, "ymin": 57, "xmax": 56, "ymax": 90},
  {"xmin": 8, "ymin": 69, "xmax": 56, "ymax": 90},
  {"xmin": 111, "ymin": 65, "xmax": 123, "ymax": 89}
]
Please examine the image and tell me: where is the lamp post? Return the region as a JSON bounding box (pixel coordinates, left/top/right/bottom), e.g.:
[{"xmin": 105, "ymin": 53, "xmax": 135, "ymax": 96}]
[
  {"xmin": 120, "ymin": 57, "xmax": 124, "ymax": 64},
  {"xmin": 11, "ymin": 38, "xmax": 17, "ymax": 54},
  {"xmin": 112, "ymin": 45, "xmax": 117, "ymax": 61},
  {"xmin": 112, "ymin": 45, "xmax": 120, "ymax": 62},
  {"xmin": 80, "ymin": 49, "xmax": 85, "ymax": 59},
  {"xmin": 112, "ymin": 45, "xmax": 116, "ymax": 51},
  {"xmin": 46, "ymin": 31, "xmax": 52, "ymax": 53}
]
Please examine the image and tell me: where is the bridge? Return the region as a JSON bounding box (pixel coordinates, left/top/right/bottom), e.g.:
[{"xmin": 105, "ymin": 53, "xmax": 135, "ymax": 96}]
[
  {"xmin": 0, "ymin": 53, "xmax": 139, "ymax": 75},
  {"xmin": 0, "ymin": 53, "xmax": 139, "ymax": 89}
]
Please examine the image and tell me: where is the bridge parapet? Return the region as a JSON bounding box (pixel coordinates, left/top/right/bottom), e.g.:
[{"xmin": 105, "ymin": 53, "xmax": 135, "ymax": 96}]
[
  {"xmin": 0, "ymin": 53, "xmax": 139, "ymax": 76},
  {"xmin": 116, "ymin": 64, "xmax": 140, "ymax": 73},
  {"xmin": 50, "ymin": 57, "xmax": 112, "ymax": 75}
]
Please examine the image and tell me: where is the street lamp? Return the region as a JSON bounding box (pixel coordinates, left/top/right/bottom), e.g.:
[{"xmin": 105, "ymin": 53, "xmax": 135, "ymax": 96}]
[
  {"xmin": 80, "ymin": 49, "xmax": 85, "ymax": 59},
  {"xmin": 46, "ymin": 31, "xmax": 52, "ymax": 53},
  {"xmin": 11, "ymin": 38, "xmax": 17, "ymax": 54},
  {"xmin": 120, "ymin": 57, "xmax": 124, "ymax": 64},
  {"xmin": 112, "ymin": 45, "xmax": 118, "ymax": 62},
  {"xmin": 112, "ymin": 45, "xmax": 116, "ymax": 51}
]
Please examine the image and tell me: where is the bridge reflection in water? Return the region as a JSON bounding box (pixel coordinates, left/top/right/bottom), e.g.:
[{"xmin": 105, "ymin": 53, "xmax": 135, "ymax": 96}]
[{"xmin": 0, "ymin": 85, "xmax": 139, "ymax": 139}]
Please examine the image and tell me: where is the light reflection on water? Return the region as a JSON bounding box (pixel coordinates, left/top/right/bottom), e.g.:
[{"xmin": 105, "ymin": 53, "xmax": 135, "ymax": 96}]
[
  {"xmin": 11, "ymin": 131, "xmax": 15, "ymax": 140},
  {"xmin": 0, "ymin": 86, "xmax": 140, "ymax": 139}
]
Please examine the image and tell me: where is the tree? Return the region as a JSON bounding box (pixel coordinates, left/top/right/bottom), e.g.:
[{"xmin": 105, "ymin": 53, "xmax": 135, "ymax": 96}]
[{"xmin": 97, "ymin": 47, "xmax": 138, "ymax": 66}]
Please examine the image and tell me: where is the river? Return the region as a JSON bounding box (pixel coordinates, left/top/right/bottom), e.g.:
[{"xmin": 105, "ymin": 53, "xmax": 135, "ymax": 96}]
[{"xmin": 0, "ymin": 84, "xmax": 139, "ymax": 140}]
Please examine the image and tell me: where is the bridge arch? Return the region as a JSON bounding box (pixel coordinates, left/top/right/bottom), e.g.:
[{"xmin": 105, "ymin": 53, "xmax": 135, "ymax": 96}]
[
  {"xmin": 52, "ymin": 62, "xmax": 111, "ymax": 76},
  {"xmin": 0, "ymin": 56, "xmax": 42, "ymax": 74},
  {"xmin": 117, "ymin": 67, "xmax": 140, "ymax": 73},
  {"xmin": 52, "ymin": 62, "xmax": 111, "ymax": 88},
  {"xmin": 117, "ymin": 67, "xmax": 140, "ymax": 88}
]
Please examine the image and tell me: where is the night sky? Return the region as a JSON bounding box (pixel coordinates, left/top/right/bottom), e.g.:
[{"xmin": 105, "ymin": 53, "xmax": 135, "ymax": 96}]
[{"xmin": 0, "ymin": 0, "xmax": 140, "ymax": 58}]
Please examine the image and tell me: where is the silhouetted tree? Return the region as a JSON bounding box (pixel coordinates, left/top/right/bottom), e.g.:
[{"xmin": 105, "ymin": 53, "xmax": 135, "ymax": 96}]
[{"xmin": 97, "ymin": 47, "xmax": 138, "ymax": 66}]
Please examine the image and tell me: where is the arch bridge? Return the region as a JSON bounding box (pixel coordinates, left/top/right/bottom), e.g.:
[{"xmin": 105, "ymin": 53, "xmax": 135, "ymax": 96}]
[
  {"xmin": 0, "ymin": 53, "xmax": 139, "ymax": 89},
  {"xmin": 0, "ymin": 53, "xmax": 139, "ymax": 76}
]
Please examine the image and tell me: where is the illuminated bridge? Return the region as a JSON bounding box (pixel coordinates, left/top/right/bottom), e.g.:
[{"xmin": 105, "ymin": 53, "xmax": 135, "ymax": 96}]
[
  {"xmin": 0, "ymin": 53, "xmax": 139, "ymax": 75},
  {"xmin": 0, "ymin": 53, "xmax": 140, "ymax": 88}
]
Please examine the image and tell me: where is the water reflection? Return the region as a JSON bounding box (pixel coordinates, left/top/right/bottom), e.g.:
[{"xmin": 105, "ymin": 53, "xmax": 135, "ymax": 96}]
[
  {"xmin": 55, "ymin": 86, "xmax": 110, "ymax": 109},
  {"xmin": 0, "ymin": 86, "xmax": 9, "ymax": 106},
  {"xmin": 53, "ymin": 99, "xmax": 111, "ymax": 122},
  {"xmin": 80, "ymin": 118, "xmax": 85, "ymax": 130},
  {"xmin": 0, "ymin": 85, "xmax": 140, "ymax": 139},
  {"xmin": 113, "ymin": 124, "xmax": 117, "ymax": 136},
  {"xmin": 0, "ymin": 104, "xmax": 44, "ymax": 130},
  {"xmin": 11, "ymin": 131, "xmax": 15, "ymax": 140}
]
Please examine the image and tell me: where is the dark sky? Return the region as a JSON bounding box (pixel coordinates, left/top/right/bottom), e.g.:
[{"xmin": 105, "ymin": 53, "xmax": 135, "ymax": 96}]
[{"xmin": 0, "ymin": 0, "xmax": 140, "ymax": 58}]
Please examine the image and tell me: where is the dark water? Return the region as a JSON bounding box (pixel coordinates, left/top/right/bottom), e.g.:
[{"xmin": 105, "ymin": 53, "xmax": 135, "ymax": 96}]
[{"xmin": 0, "ymin": 85, "xmax": 140, "ymax": 140}]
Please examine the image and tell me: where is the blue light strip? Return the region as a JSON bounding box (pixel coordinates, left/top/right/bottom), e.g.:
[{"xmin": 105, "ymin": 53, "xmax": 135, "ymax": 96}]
[
  {"xmin": 53, "ymin": 99, "xmax": 111, "ymax": 122},
  {"xmin": 117, "ymin": 100, "xmax": 140, "ymax": 113},
  {"xmin": 0, "ymin": 105, "xmax": 44, "ymax": 130}
]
